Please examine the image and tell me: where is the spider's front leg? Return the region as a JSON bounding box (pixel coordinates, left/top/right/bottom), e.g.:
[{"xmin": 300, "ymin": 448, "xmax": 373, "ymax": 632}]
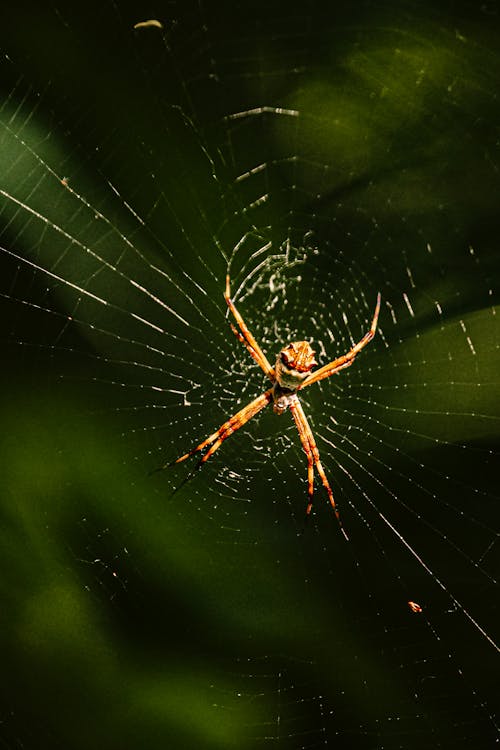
[
  {"xmin": 301, "ymin": 293, "xmax": 381, "ymax": 388},
  {"xmin": 224, "ymin": 275, "xmax": 275, "ymax": 381}
]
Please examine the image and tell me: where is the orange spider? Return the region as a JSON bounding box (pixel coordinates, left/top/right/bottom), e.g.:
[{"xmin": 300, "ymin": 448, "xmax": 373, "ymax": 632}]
[{"xmin": 173, "ymin": 275, "xmax": 380, "ymax": 533}]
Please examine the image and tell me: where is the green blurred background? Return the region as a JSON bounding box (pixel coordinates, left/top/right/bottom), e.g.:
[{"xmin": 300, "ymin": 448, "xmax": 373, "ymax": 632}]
[{"xmin": 0, "ymin": 1, "xmax": 499, "ymax": 748}]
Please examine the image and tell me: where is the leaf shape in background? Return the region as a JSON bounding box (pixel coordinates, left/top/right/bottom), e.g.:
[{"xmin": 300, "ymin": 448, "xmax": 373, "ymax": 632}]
[{"xmin": 0, "ymin": 1, "xmax": 499, "ymax": 748}]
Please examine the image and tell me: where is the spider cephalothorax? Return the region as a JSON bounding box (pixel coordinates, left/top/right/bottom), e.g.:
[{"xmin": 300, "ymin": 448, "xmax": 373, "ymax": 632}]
[
  {"xmin": 171, "ymin": 275, "xmax": 380, "ymax": 535},
  {"xmin": 280, "ymin": 341, "xmax": 317, "ymax": 372},
  {"xmin": 276, "ymin": 341, "xmax": 317, "ymax": 388},
  {"xmin": 273, "ymin": 341, "xmax": 318, "ymax": 414}
]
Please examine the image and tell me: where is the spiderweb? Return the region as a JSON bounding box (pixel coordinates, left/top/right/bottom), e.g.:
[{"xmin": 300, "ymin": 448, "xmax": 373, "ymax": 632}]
[{"xmin": 0, "ymin": 1, "xmax": 499, "ymax": 748}]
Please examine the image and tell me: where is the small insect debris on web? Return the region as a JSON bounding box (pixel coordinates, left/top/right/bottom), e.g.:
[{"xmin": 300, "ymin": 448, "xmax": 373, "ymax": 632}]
[
  {"xmin": 408, "ymin": 600, "xmax": 422, "ymax": 613},
  {"xmin": 133, "ymin": 19, "xmax": 164, "ymax": 30}
]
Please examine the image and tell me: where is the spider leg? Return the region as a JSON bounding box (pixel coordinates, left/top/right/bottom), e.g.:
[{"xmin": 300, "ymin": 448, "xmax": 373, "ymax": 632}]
[
  {"xmin": 300, "ymin": 293, "xmax": 381, "ymax": 389},
  {"xmin": 229, "ymin": 322, "xmax": 271, "ymax": 372},
  {"xmin": 225, "ymin": 274, "xmax": 275, "ymax": 381},
  {"xmin": 172, "ymin": 387, "xmax": 273, "ymax": 468},
  {"xmin": 289, "ymin": 396, "xmax": 348, "ymax": 540}
]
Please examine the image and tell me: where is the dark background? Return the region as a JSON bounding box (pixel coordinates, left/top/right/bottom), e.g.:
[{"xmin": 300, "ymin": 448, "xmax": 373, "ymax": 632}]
[{"xmin": 0, "ymin": 1, "xmax": 499, "ymax": 748}]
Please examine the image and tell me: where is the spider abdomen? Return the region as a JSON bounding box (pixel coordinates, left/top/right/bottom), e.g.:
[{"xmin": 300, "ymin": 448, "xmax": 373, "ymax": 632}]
[{"xmin": 272, "ymin": 386, "xmax": 298, "ymax": 415}]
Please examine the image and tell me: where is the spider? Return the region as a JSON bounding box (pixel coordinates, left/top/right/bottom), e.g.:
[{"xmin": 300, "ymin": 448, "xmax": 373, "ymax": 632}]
[{"xmin": 172, "ymin": 275, "xmax": 380, "ymax": 534}]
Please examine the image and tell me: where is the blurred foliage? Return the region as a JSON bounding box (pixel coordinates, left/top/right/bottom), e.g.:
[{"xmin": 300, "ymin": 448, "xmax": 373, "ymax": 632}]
[{"xmin": 0, "ymin": 0, "xmax": 499, "ymax": 748}]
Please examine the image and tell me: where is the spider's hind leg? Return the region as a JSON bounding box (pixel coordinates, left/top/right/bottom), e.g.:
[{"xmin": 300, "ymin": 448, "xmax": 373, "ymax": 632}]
[
  {"xmin": 160, "ymin": 388, "xmax": 274, "ymax": 478},
  {"xmin": 289, "ymin": 396, "xmax": 349, "ymax": 540}
]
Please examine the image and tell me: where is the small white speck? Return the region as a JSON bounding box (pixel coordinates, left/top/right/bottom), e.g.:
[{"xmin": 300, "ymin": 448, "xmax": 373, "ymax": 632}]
[{"xmin": 403, "ymin": 293, "xmax": 415, "ymax": 317}]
